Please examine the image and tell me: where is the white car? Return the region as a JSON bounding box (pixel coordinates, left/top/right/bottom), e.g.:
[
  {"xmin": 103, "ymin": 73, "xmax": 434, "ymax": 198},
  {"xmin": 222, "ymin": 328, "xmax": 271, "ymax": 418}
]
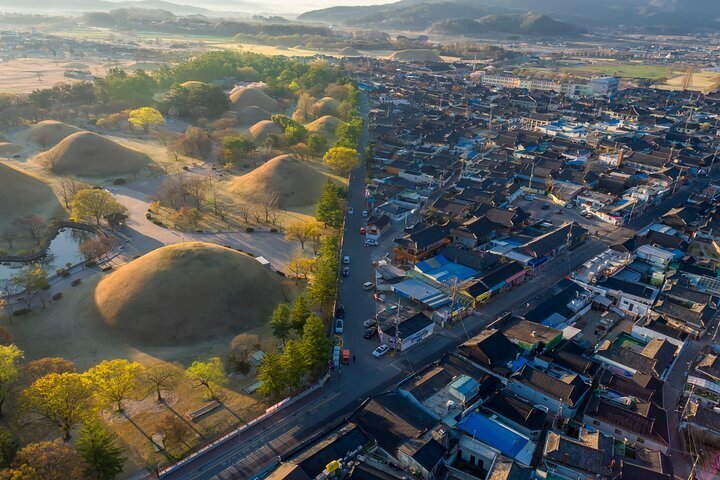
[
  {"xmin": 363, "ymin": 318, "xmax": 377, "ymax": 328},
  {"xmin": 565, "ymin": 203, "xmax": 574, "ymax": 209},
  {"xmin": 524, "ymin": 194, "xmax": 536, "ymax": 201},
  {"xmin": 347, "ymin": 207, "xmax": 354, "ymax": 215},
  {"xmin": 372, "ymin": 344, "xmax": 390, "ymax": 358},
  {"xmin": 364, "ymin": 239, "xmax": 378, "ymax": 247},
  {"xmin": 362, "ymin": 210, "xmax": 369, "ymax": 218},
  {"xmin": 363, "ymin": 281, "xmax": 375, "ymax": 291},
  {"xmin": 343, "ymin": 255, "xmax": 350, "ymax": 264},
  {"xmin": 335, "ymin": 319, "xmax": 344, "ymax": 334}
]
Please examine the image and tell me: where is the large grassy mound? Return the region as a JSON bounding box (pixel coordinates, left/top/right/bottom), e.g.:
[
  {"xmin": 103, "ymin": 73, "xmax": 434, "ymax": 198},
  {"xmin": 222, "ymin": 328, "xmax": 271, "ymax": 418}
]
[
  {"xmin": 306, "ymin": 115, "xmax": 342, "ymax": 141},
  {"xmin": 229, "ymin": 154, "xmax": 330, "ymax": 209},
  {"xmin": 0, "ymin": 142, "xmax": 24, "ymax": 156},
  {"xmin": 389, "ymin": 49, "xmax": 442, "ymax": 62},
  {"xmin": 92, "ymin": 242, "xmax": 290, "ymax": 345},
  {"xmin": 38, "ymin": 132, "xmax": 151, "ymax": 176},
  {"xmin": 0, "ymin": 163, "xmax": 63, "ymax": 225},
  {"xmin": 312, "ymin": 97, "xmax": 341, "ymax": 117},
  {"xmin": 230, "ymin": 87, "xmax": 281, "ymax": 113},
  {"xmin": 338, "ymin": 47, "xmax": 362, "ymax": 57},
  {"xmin": 179, "ymin": 80, "xmax": 206, "ymax": 88},
  {"xmin": 25, "ymin": 120, "xmax": 83, "ymax": 147},
  {"xmin": 237, "ymin": 106, "xmax": 272, "ymax": 126},
  {"xmin": 248, "ymin": 120, "xmax": 283, "ymax": 142}
]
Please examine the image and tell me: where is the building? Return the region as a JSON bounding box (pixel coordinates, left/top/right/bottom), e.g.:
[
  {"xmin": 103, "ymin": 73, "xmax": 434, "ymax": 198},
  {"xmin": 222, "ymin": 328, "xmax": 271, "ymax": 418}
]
[
  {"xmin": 380, "ymin": 312, "xmax": 436, "ymax": 352},
  {"xmin": 506, "ymin": 364, "xmax": 591, "ymax": 417}
]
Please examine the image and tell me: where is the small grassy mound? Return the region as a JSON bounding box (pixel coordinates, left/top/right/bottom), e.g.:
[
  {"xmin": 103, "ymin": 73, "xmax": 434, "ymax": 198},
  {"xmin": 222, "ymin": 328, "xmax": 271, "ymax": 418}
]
[
  {"xmin": 25, "ymin": 120, "xmax": 83, "ymax": 147},
  {"xmin": 229, "ymin": 87, "xmax": 281, "ymax": 113},
  {"xmin": 237, "ymin": 106, "xmax": 272, "ymax": 126},
  {"xmin": 306, "ymin": 115, "xmax": 342, "ymax": 141},
  {"xmin": 229, "ymin": 154, "xmax": 330, "ymax": 209},
  {"xmin": 247, "ymin": 120, "xmax": 283, "ymax": 142},
  {"xmin": 179, "ymin": 80, "xmax": 206, "ymax": 88},
  {"xmin": 92, "ymin": 242, "xmax": 291, "ymax": 345},
  {"xmin": 338, "ymin": 47, "xmax": 362, "ymax": 57},
  {"xmin": 0, "ymin": 162, "xmax": 63, "ymax": 225},
  {"xmin": 38, "ymin": 132, "xmax": 151, "ymax": 177},
  {"xmin": 0, "ymin": 142, "xmax": 24, "ymax": 156},
  {"xmin": 389, "ymin": 49, "xmax": 443, "ymax": 62},
  {"xmin": 312, "ymin": 97, "xmax": 341, "ymax": 117}
]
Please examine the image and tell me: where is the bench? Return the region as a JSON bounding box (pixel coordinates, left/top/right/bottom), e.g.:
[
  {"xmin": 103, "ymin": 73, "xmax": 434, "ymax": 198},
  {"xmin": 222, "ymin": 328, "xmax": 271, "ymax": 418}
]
[{"xmin": 187, "ymin": 400, "xmax": 221, "ymax": 422}]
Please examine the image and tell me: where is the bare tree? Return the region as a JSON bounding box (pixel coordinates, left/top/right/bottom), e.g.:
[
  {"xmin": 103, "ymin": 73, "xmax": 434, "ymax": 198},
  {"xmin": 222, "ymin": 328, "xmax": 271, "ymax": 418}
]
[
  {"xmin": 0, "ymin": 230, "xmax": 18, "ymax": 249},
  {"xmin": 143, "ymin": 364, "xmax": 179, "ymax": 403},
  {"xmin": 56, "ymin": 177, "xmax": 87, "ymax": 209},
  {"xmin": 210, "ymin": 186, "xmax": 229, "ymax": 221},
  {"xmin": 12, "ymin": 215, "xmax": 45, "ymax": 245},
  {"xmin": 258, "ymin": 193, "xmax": 279, "ymax": 224},
  {"xmin": 236, "ymin": 204, "xmax": 250, "ymax": 223},
  {"xmin": 184, "ymin": 175, "xmax": 211, "ymax": 211},
  {"xmin": 158, "ymin": 173, "xmax": 187, "ymax": 209}
]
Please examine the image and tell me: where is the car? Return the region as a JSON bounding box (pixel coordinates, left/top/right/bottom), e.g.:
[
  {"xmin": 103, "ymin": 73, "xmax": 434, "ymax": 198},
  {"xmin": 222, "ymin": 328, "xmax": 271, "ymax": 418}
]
[
  {"xmin": 541, "ymin": 204, "xmax": 550, "ymax": 210},
  {"xmin": 342, "ymin": 266, "xmax": 350, "ymax": 277},
  {"xmin": 362, "ymin": 210, "xmax": 369, "ymax": 218},
  {"xmin": 335, "ymin": 319, "xmax": 344, "ymax": 334},
  {"xmin": 363, "ymin": 318, "xmax": 378, "ymax": 328},
  {"xmin": 565, "ymin": 203, "xmax": 574, "ymax": 209},
  {"xmin": 347, "ymin": 207, "xmax": 354, "ymax": 215},
  {"xmin": 364, "ymin": 239, "xmax": 378, "ymax": 247},
  {"xmin": 335, "ymin": 304, "xmax": 345, "ymax": 319},
  {"xmin": 524, "ymin": 194, "xmax": 536, "ymax": 201},
  {"xmin": 372, "ymin": 344, "xmax": 390, "ymax": 358},
  {"xmin": 360, "ymin": 226, "xmax": 366, "ymax": 235},
  {"xmin": 556, "ymin": 209, "xmax": 564, "ymax": 215},
  {"xmin": 363, "ymin": 281, "xmax": 375, "ymax": 291},
  {"xmin": 343, "ymin": 255, "xmax": 350, "ymax": 264},
  {"xmin": 364, "ymin": 326, "xmax": 378, "ymax": 339}
]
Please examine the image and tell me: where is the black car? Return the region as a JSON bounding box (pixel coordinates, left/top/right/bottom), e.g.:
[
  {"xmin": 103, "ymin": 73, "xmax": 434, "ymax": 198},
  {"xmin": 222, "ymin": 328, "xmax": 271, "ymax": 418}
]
[
  {"xmin": 342, "ymin": 266, "xmax": 350, "ymax": 277},
  {"xmin": 541, "ymin": 204, "xmax": 550, "ymax": 210},
  {"xmin": 335, "ymin": 305, "xmax": 346, "ymax": 319},
  {"xmin": 363, "ymin": 326, "xmax": 378, "ymax": 339}
]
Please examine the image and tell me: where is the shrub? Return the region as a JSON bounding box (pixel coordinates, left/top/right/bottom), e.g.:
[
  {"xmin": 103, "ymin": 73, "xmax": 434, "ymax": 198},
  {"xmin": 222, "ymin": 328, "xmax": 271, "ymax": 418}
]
[
  {"xmin": 52, "ymin": 292, "xmax": 63, "ymax": 301},
  {"xmin": 71, "ymin": 279, "xmax": 82, "ymax": 287},
  {"xmin": 12, "ymin": 309, "xmax": 30, "ymax": 316},
  {"xmin": 245, "ymin": 227, "xmax": 254, "ymax": 233},
  {"xmin": 113, "ymin": 178, "xmax": 126, "ymax": 185},
  {"xmin": 270, "ymin": 228, "xmax": 278, "ymax": 233}
]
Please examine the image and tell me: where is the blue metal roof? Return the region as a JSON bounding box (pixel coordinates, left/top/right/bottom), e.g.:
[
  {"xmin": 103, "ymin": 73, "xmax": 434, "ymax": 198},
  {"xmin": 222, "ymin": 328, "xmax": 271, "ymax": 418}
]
[{"xmin": 457, "ymin": 413, "xmax": 531, "ymax": 460}]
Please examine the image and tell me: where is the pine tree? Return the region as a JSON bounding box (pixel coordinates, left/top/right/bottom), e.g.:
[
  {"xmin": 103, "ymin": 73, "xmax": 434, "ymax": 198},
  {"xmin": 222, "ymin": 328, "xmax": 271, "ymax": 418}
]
[
  {"xmin": 257, "ymin": 352, "xmax": 286, "ymax": 399},
  {"xmin": 289, "ymin": 296, "xmax": 312, "ymax": 333},
  {"xmin": 270, "ymin": 304, "xmax": 292, "ymax": 346},
  {"xmin": 315, "ymin": 181, "xmax": 343, "ymax": 228},
  {"xmin": 76, "ymin": 422, "xmax": 125, "ymax": 480},
  {"xmin": 301, "ymin": 314, "xmax": 330, "ymax": 369},
  {"xmin": 281, "ymin": 340, "xmax": 306, "ymax": 390}
]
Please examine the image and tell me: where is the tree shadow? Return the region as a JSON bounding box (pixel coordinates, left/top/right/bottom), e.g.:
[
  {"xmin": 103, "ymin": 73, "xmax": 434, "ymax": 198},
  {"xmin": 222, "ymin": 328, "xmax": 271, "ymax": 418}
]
[
  {"xmin": 214, "ymin": 397, "xmax": 243, "ymax": 423},
  {"xmin": 123, "ymin": 411, "xmax": 176, "ymax": 462},
  {"xmin": 162, "ymin": 400, "xmax": 203, "ymax": 437}
]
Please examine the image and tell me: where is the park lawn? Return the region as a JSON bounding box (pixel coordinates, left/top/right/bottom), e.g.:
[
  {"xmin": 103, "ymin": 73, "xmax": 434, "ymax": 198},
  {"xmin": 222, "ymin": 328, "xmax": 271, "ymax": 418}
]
[{"xmin": 563, "ymin": 63, "xmax": 678, "ymax": 80}]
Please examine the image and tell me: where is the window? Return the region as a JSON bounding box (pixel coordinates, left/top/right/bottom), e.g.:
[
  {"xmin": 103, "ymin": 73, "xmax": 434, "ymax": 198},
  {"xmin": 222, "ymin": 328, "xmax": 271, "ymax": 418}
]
[
  {"xmin": 637, "ymin": 437, "xmax": 645, "ymax": 444},
  {"xmin": 592, "ymin": 420, "xmax": 600, "ymax": 426},
  {"xmin": 614, "ymin": 429, "xmax": 622, "ymax": 435},
  {"xmin": 469, "ymin": 454, "xmax": 476, "ymax": 465}
]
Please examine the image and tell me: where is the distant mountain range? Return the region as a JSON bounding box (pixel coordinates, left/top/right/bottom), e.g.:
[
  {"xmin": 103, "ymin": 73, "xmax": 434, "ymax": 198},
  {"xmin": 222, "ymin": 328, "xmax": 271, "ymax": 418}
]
[
  {"xmin": 0, "ymin": 0, "xmax": 256, "ymax": 16},
  {"xmin": 427, "ymin": 14, "xmax": 583, "ymax": 37},
  {"xmin": 299, "ymin": 0, "xmax": 720, "ymax": 31}
]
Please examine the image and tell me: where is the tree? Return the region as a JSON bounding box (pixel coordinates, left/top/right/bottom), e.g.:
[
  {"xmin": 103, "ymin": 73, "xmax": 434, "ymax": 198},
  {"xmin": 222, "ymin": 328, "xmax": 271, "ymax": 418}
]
[
  {"xmin": 258, "ymin": 192, "xmax": 279, "ymax": 224},
  {"xmin": 256, "ymin": 352, "xmax": 286, "ymax": 400},
  {"xmin": 0, "ymin": 428, "xmax": 17, "ymax": 468},
  {"xmin": 128, "ymin": 107, "xmax": 164, "ymax": 133},
  {"xmin": 300, "ymin": 314, "xmax": 330, "ymax": 369},
  {"xmin": 11, "ymin": 265, "xmax": 48, "ymax": 310},
  {"xmin": 159, "ymin": 415, "xmax": 193, "ymax": 452},
  {"xmin": 79, "ymin": 237, "xmax": 117, "ymax": 266},
  {"xmin": 56, "ymin": 177, "xmax": 88, "ymax": 209},
  {"xmin": 142, "ymin": 364, "xmax": 179, "ymax": 403},
  {"xmin": 186, "ymin": 357, "xmax": 226, "ymax": 400},
  {"xmin": 270, "ymin": 304, "xmax": 292, "ymax": 346},
  {"xmin": 184, "ymin": 175, "xmax": 211, "ymax": 211},
  {"xmin": 315, "ymin": 181, "xmax": 344, "ymax": 228},
  {"xmin": 285, "ymin": 220, "xmax": 321, "ymax": 249},
  {"xmin": 323, "ymin": 146, "xmax": 359, "ymax": 176},
  {"xmin": 293, "ymin": 93, "xmax": 316, "ymax": 123},
  {"xmin": 0, "ymin": 329, "xmax": 11, "ymax": 347},
  {"xmin": 21, "ymin": 372, "xmax": 92, "ymax": 440},
  {"xmin": 0, "ymin": 345, "xmax": 22, "ymax": 418},
  {"xmin": 0, "ymin": 230, "xmax": 19, "ymax": 249},
  {"xmin": 307, "ymin": 134, "xmax": 328, "ymax": 156},
  {"xmin": 76, "ymin": 422, "xmax": 125, "ymax": 480},
  {"xmin": 9, "ymin": 440, "xmax": 87, "ymax": 480},
  {"xmin": 11, "ymin": 215, "xmax": 45, "ymax": 246},
  {"xmin": 222, "ymin": 135, "xmax": 256, "ymax": 164},
  {"xmin": 263, "ymin": 133, "xmax": 280, "ymax": 152},
  {"xmin": 289, "ymin": 296, "xmax": 312, "ymax": 333},
  {"xmin": 86, "ymin": 359, "xmax": 143, "ymax": 413},
  {"xmin": 228, "ymin": 334, "xmax": 259, "ymax": 374},
  {"xmin": 21, "ymin": 357, "xmax": 76, "ymax": 383},
  {"xmin": 71, "ymin": 189, "xmax": 127, "ymax": 226},
  {"xmin": 179, "ymin": 127, "xmax": 212, "ymax": 160},
  {"xmin": 281, "ymin": 340, "xmax": 306, "ymax": 390}
]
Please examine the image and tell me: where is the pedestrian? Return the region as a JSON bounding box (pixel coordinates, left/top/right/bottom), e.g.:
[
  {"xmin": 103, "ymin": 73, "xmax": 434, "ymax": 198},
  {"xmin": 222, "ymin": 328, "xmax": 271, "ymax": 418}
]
[{"xmin": 353, "ymin": 355, "xmax": 356, "ymax": 363}]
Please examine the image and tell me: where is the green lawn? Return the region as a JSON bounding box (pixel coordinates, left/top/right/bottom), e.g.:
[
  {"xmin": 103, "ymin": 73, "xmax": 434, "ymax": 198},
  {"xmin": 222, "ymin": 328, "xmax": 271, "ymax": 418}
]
[{"xmin": 563, "ymin": 63, "xmax": 679, "ymax": 80}]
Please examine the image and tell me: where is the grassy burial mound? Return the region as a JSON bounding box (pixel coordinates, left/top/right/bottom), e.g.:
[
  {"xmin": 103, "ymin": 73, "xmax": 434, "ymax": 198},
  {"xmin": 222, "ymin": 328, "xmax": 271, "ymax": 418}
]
[
  {"xmin": 38, "ymin": 131, "xmax": 151, "ymax": 177},
  {"xmin": 312, "ymin": 97, "xmax": 341, "ymax": 117},
  {"xmin": 247, "ymin": 120, "xmax": 283, "ymax": 142},
  {"xmin": 179, "ymin": 80, "xmax": 206, "ymax": 88},
  {"xmin": 338, "ymin": 47, "xmax": 362, "ymax": 57},
  {"xmin": 389, "ymin": 49, "xmax": 443, "ymax": 62},
  {"xmin": 230, "ymin": 87, "xmax": 282, "ymax": 113},
  {"xmin": 0, "ymin": 142, "xmax": 24, "ymax": 156},
  {"xmin": 25, "ymin": 120, "xmax": 83, "ymax": 148},
  {"xmin": 229, "ymin": 154, "xmax": 330, "ymax": 209},
  {"xmin": 92, "ymin": 242, "xmax": 290, "ymax": 346},
  {"xmin": 237, "ymin": 106, "xmax": 272, "ymax": 126},
  {"xmin": 306, "ymin": 115, "xmax": 342, "ymax": 142},
  {"xmin": 0, "ymin": 163, "xmax": 63, "ymax": 226}
]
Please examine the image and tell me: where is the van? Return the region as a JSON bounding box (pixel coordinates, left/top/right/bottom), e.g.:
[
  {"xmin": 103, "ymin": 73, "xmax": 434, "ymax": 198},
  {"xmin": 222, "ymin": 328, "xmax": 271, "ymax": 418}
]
[{"xmin": 341, "ymin": 349, "xmax": 351, "ymax": 364}]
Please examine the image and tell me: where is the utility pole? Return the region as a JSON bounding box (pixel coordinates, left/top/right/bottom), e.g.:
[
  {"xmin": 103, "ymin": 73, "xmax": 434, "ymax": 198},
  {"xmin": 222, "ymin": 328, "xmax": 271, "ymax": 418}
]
[{"xmin": 528, "ymin": 162, "xmax": 535, "ymax": 192}]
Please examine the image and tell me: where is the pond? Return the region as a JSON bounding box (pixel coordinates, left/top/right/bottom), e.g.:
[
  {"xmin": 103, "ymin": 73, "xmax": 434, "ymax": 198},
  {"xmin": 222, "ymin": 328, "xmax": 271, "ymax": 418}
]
[{"xmin": 0, "ymin": 228, "xmax": 97, "ymax": 289}]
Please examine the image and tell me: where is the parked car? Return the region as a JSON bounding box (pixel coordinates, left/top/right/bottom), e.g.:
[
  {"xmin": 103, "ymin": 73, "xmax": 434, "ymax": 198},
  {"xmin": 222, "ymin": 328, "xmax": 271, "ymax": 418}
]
[
  {"xmin": 335, "ymin": 319, "xmax": 344, "ymax": 334},
  {"xmin": 335, "ymin": 304, "xmax": 345, "ymax": 319},
  {"xmin": 347, "ymin": 207, "xmax": 354, "ymax": 215},
  {"xmin": 364, "ymin": 326, "xmax": 378, "ymax": 339},
  {"xmin": 372, "ymin": 344, "xmax": 390, "ymax": 358},
  {"xmin": 363, "ymin": 318, "xmax": 377, "ymax": 328},
  {"xmin": 565, "ymin": 203, "xmax": 574, "ymax": 209},
  {"xmin": 524, "ymin": 194, "xmax": 536, "ymax": 201},
  {"xmin": 364, "ymin": 239, "xmax": 378, "ymax": 247},
  {"xmin": 363, "ymin": 281, "xmax": 375, "ymax": 291},
  {"xmin": 343, "ymin": 255, "xmax": 350, "ymax": 264},
  {"xmin": 342, "ymin": 266, "xmax": 350, "ymax": 277},
  {"xmin": 541, "ymin": 204, "xmax": 550, "ymax": 210},
  {"xmin": 360, "ymin": 226, "xmax": 366, "ymax": 234},
  {"xmin": 362, "ymin": 210, "xmax": 369, "ymax": 218}
]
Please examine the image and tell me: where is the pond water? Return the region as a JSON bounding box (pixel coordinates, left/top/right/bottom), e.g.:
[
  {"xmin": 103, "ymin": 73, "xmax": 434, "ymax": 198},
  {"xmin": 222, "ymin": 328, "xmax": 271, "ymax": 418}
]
[{"xmin": 0, "ymin": 228, "xmax": 97, "ymax": 288}]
